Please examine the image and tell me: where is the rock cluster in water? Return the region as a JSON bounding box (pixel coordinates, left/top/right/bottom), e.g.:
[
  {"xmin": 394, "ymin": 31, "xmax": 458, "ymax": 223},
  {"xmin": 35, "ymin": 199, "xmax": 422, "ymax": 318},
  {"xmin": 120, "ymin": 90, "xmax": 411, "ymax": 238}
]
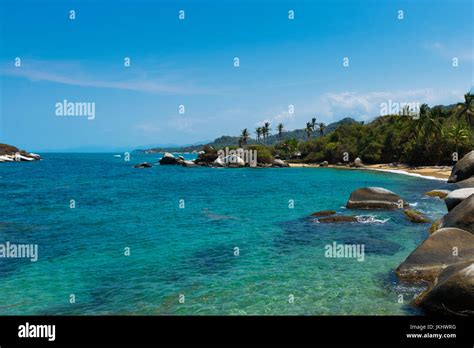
[
  {"xmin": 397, "ymin": 150, "xmax": 474, "ymax": 315},
  {"xmin": 0, "ymin": 143, "xmax": 41, "ymax": 162}
]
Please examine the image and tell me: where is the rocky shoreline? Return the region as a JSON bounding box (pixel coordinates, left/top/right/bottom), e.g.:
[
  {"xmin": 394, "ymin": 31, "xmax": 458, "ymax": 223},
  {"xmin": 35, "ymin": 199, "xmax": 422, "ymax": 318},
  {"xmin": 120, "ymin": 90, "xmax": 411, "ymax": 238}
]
[
  {"xmin": 0, "ymin": 143, "xmax": 41, "ymax": 162},
  {"xmin": 306, "ymin": 151, "xmax": 474, "ymax": 315}
]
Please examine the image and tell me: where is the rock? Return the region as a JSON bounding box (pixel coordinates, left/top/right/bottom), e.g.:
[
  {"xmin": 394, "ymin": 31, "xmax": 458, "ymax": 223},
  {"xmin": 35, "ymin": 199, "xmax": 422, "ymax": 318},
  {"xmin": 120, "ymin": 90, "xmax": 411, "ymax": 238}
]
[
  {"xmin": 416, "ymin": 261, "xmax": 474, "ymax": 315},
  {"xmin": 396, "ymin": 228, "xmax": 474, "ymax": 281},
  {"xmin": 448, "ymin": 150, "xmax": 474, "ymax": 183},
  {"xmin": 424, "ymin": 189, "xmax": 451, "ymax": 199},
  {"xmin": 213, "ymin": 155, "xmax": 245, "ymax": 167},
  {"xmin": 440, "ymin": 194, "xmax": 474, "ymax": 234},
  {"xmin": 317, "ymin": 215, "xmax": 357, "ymax": 223},
  {"xmin": 181, "ymin": 160, "xmax": 197, "ymax": 167},
  {"xmin": 354, "ymin": 157, "xmax": 364, "ymax": 167},
  {"xmin": 346, "ymin": 187, "xmax": 405, "ymax": 210},
  {"xmin": 455, "ymin": 176, "xmax": 474, "ymax": 189},
  {"xmin": 403, "ymin": 209, "xmax": 430, "ymax": 223},
  {"xmin": 133, "ymin": 162, "xmax": 152, "ymax": 168},
  {"xmin": 159, "ymin": 152, "xmax": 178, "ymax": 165},
  {"xmin": 445, "ymin": 189, "xmax": 474, "ymax": 211},
  {"xmin": 311, "ymin": 210, "xmax": 336, "ymax": 217},
  {"xmin": 320, "ymin": 161, "xmax": 329, "ymax": 167},
  {"xmin": 272, "ymin": 159, "xmax": 289, "ymax": 167}
]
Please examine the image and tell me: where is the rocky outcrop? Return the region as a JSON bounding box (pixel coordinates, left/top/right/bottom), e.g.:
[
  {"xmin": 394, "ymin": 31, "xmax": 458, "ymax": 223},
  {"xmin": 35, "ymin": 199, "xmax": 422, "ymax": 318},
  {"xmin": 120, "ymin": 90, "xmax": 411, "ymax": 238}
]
[
  {"xmin": 396, "ymin": 228, "xmax": 474, "ymax": 281},
  {"xmin": 0, "ymin": 143, "xmax": 41, "ymax": 162},
  {"xmin": 320, "ymin": 161, "xmax": 329, "ymax": 167},
  {"xmin": 424, "ymin": 189, "xmax": 451, "ymax": 199},
  {"xmin": 445, "ymin": 189, "xmax": 474, "ymax": 211},
  {"xmin": 448, "ymin": 150, "xmax": 474, "ymax": 183},
  {"xmin": 133, "ymin": 162, "xmax": 152, "ymax": 168},
  {"xmin": 416, "ymin": 261, "xmax": 474, "ymax": 315},
  {"xmin": 403, "ymin": 209, "xmax": 430, "ymax": 223},
  {"xmin": 159, "ymin": 152, "xmax": 179, "ymax": 165},
  {"xmin": 346, "ymin": 187, "xmax": 405, "ymax": 210},
  {"xmin": 440, "ymin": 194, "xmax": 474, "ymax": 234}
]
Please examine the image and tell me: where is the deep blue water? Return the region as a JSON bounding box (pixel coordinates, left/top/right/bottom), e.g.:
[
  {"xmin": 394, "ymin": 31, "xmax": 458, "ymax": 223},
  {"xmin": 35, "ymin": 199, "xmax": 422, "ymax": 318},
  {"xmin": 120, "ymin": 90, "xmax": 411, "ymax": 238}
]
[{"xmin": 0, "ymin": 153, "xmax": 451, "ymax": 315}]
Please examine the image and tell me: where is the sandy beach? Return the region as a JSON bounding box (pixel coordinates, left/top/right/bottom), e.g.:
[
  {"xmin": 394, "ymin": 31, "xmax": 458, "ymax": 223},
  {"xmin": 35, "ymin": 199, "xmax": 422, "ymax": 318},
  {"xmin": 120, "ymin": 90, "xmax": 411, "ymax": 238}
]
[{"xmin": 288, "ymin": 163, "xmax": 452, "ymax": 180}]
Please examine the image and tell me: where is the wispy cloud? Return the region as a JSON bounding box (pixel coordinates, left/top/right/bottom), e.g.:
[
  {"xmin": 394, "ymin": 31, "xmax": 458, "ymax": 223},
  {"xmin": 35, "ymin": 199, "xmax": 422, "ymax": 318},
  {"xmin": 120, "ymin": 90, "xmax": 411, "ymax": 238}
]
[
  {"xmin": 423, "ymin": 41, "xmax": 474, "ymax": 62},
  {"xmin": 0, "ymin": 59, "xmax": 218, "ymax": 95}
]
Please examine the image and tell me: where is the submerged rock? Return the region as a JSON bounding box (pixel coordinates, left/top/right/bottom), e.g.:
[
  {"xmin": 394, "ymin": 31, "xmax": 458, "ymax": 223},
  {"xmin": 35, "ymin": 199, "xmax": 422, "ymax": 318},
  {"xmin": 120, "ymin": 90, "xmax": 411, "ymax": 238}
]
[
  {"xmin": 133, "ymin": 162, "xmax": 152, "ymax": 168},
  {"xmin": 440, "ymin": 194, "xmax": 474, "ymax": 234},
  {"xmin": 445, "ymin": 189, "xmax": 474, "ymax": 211},
  {"xmin": 424, "ymin": 189, "xmax": 451, "ymax": 199},
  {"xmin": 403, "ymin": 209, "xmax": 430, "ymax": 223},
  {"xmin": 416, "ymin": 261, "xmax": 474, "ymax": 315},
  {"xmin": 448, "ymin": 150, "xmax": 474, "ymax": 183},
  {"xmin": 346, "ymin": 187, "xmax": 405, "ymax": 210},
  {"xmin": 396, "ymin": 227, "xmax": 474, "ymax": 281},
  {"xmin": 317, "ymin": 215, "xmax": 357, "ymax": 223},
  {"xmin": 310, "ymin": 210, "xmax": 336, "ymax": 217}
]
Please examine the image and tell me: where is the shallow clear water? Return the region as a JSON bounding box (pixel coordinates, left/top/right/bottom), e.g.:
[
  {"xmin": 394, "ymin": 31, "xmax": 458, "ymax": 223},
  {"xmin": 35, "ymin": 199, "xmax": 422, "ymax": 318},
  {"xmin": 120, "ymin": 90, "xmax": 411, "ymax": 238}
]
[{"xmin": 0, "ymin": 153, "xmax": 452, "ymax": 315}]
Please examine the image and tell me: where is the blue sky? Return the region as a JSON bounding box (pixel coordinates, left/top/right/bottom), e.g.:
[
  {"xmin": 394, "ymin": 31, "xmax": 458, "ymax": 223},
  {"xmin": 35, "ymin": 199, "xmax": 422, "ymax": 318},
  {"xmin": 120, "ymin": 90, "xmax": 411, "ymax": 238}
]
[{"xmin": 0, "ymin": 0, "xmax": 472, "ymax": 151}]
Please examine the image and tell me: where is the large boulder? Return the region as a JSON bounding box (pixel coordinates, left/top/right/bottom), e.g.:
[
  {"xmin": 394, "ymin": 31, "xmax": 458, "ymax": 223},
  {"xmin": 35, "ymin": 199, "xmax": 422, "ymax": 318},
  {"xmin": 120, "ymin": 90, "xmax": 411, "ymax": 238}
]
[
  {"xmin": 181, "ymin": 160, "xmax": 197, "ymax": 167},
  {"xmin": 213, "ymin": 155, "xmax": 245, "ymax": 167},
  {"xmin": 440, "ymin": 194, "xmax": 474, "ymax": 234},
  {"xmin": 448, "ymin": 150, "xmax": 474, "ymax": 183},
  {"xmin": 455, "ymin": 176, "xmax": 474, "ymax": 189},
  {"xmin": 346, "ymin": 187, "xmax": 405, "ymax": 210},
  {"xmin": 272, "ymin": 159, "xmax": 289, "ymax": 167},
  {"xmin": 416, "ymin": 261, "xmax": 474, "ymax": 315},
  {"xmin": 396, "ymin": 228, "xmax": 474, "ymax": 281},
  {"xmin": 445, "ymin": 189, "xmax": 474, "ymax": 211},
  {"xmin": 159, "ymin": 152, "xmax": 179, "ymax": 165},
  {"xmin": 320, "ymin": 161, "xmax": 329, "ymax": 167},
  {"xmin": 354, "ymin": 157, "xmax": 364, "ymax": 167}
]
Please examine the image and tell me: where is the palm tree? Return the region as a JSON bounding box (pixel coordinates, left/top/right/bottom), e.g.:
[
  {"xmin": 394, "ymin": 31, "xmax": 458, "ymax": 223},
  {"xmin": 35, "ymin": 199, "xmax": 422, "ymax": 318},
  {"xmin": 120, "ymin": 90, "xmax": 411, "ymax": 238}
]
[
  {"xmin": 311, "ymin": 117, "xmax": 317, "ymax": 129},
  {"xmin": 255, "ymin": 127, "xmax": 262, "ymax": 142},
  {"xmin": 240, "ymin": 128, "xmax": 250, "ymax": 145},
  {"xmin": 447, "ymin": 123, "xmax": 471, "ymax": 155},
  {"xmin": 456, "ymin": 92, "xmax": 474, "ymax": 127},
  {"xmin": 305, "ymin": 122, "xmax": 313, "ymax": 139},
  {"xmin": 277, "ymin": 123, "xmax": 284, "ymax": 140},
  {"xmin": 263, "ymin": 122, "xmax": 271, "ymax": 144},
  {"xmin": 416, "ymin": 104, "xmax": 441, "ymax": 137},
  {"xmin": 319, "ymin": 122, "xmax": 326, "ymax": 136}
]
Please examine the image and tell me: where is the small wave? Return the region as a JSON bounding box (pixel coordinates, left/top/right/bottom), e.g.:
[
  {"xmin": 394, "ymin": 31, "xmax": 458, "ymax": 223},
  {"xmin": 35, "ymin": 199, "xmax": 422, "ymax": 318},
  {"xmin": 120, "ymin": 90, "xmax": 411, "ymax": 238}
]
[{"xmin": 356, "ymin": 215, "xmax": 390, "ymax": 224}]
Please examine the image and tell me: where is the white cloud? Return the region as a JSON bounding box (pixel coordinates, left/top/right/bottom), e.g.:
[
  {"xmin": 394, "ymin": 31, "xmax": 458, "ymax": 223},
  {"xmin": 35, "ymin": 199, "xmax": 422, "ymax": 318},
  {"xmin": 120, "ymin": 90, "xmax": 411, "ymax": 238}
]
[{"xmin": 0, "ymin": 59, "xmax": 217, "ymax": 95}]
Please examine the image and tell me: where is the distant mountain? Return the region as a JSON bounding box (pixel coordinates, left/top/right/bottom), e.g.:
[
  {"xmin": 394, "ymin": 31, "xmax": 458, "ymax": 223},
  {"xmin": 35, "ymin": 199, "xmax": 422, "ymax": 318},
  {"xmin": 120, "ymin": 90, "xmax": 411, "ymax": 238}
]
[{"xmin": 135, "ymin": 117, "xmax": 359, "ymax": 153}]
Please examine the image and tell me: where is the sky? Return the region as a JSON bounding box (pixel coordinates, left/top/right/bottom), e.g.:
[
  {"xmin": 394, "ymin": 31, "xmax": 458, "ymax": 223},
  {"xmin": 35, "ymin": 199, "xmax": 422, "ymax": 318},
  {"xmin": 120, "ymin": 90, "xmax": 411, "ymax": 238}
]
[{"xmin": 0, "ymin": 0, "xmax": 472, "ymax": 151}]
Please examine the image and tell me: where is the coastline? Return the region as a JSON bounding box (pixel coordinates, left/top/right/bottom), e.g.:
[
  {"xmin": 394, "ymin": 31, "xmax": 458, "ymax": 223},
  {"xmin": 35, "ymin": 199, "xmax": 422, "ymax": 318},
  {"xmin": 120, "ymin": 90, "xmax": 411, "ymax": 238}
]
[{"xmin": 288, "ymin": 163, "xmax": 451, "ymax": 181}]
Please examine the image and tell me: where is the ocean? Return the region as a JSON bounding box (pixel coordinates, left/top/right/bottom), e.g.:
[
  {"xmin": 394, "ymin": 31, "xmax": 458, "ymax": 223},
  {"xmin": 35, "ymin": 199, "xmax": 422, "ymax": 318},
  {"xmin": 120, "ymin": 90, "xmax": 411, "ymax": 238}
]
[{"xmin": 0, "ymin": 153, "xmax": 450, "ymax": 315}]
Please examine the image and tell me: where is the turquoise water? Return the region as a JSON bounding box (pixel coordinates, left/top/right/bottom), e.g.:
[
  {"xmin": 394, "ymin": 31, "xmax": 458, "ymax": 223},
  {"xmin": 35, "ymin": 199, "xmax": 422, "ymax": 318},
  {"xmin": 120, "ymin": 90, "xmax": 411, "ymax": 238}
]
[{"xmin": 0, "ymin": 153, "xmax": 450, "ymax": 315}]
